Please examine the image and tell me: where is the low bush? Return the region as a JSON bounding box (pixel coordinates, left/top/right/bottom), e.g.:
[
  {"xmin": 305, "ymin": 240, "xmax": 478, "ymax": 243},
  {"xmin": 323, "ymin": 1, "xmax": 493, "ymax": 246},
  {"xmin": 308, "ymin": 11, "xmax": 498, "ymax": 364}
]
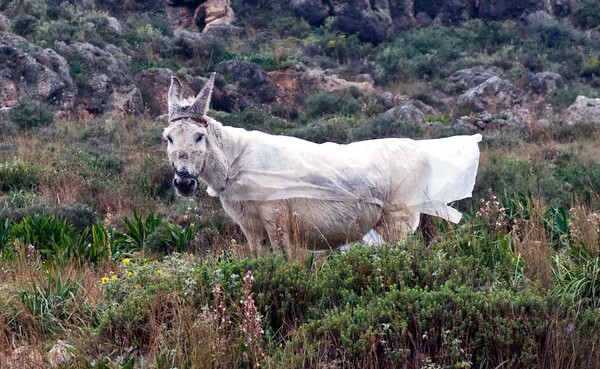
[
  {"xmin": 572, "ymin": 0, "xmax": 600, "ymax": 29},
  {"xmin": 11, "ymin": 14, "xmax": 38, "ymax": 35},
  {"xmin": 352, "ymin": 115, "xmax": 423, "ymax": 140},
  {"xmin": 0, "ymin": 160, "xmax": 38, "ymax": 193},
  {"xmin": 304, "ymin": 90, "xmax": 361, "ymax": 119},
  {"xmin": 8, "ymin": 99, "xmax": 55, "ymax": 129}
]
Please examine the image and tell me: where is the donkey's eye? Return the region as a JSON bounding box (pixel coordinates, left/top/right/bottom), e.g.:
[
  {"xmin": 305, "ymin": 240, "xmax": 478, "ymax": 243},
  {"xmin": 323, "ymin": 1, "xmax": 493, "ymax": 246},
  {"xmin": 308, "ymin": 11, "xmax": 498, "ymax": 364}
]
[
  {"xmin": 195, "ymin": 134, "xmax": 204, "ymax": 143},
  {"xmin": 167, "ymin": 135, "xmax": 173, "ymax": 144}
]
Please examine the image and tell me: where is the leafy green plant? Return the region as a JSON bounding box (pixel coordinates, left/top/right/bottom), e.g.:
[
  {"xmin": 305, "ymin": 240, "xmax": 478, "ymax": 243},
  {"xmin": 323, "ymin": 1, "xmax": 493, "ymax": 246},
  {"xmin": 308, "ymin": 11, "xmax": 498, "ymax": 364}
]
[
  {"xmin": 10, "ymin": 215, "xmax": 75, "ymax": 262},
  {"xmin": 146, "ymin": 222, "xmax": 200, "ymax": 254},
  {"xmin": 19, "ymin": 272, "xmax": 82, "ymax": 334},
  {"xmin": 0, "ymin": 160, "xmax": 38, "ymax": 192},
  {"xmin": 11, "ymin": 14, "xmax": 38, "ymax": 35},
  {"xmin": 572, "ymin": 0, "xmax": 600, "ymax": 29},
  {"xmin": 115, "ymin": 211, "xmax": 163, "ymax": 251},
  {"xmin": 8, "ymin": 98, "xmax": 55, "ymax": 129},
  {"xmin": 0, "ymin": 218, "xmax": 12, "ymax": 255}
]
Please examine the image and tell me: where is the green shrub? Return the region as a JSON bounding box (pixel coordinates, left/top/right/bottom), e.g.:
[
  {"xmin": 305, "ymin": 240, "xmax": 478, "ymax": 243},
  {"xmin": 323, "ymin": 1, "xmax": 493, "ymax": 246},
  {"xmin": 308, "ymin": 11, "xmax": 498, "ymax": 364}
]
[
  {"xmin": 11, "ymin": 14, "xmax": 38, "ymax": 35},
  {"xmin": 145, "ymin": 222, "xmax": 200, "ymax": 254},
  {"xmin": 526, "ymin": 16, "xmax": 583, "ymax": 49},
  {"xmin": 114, "ymin": 211, "xmax": 163, "ymax": 251},
  {"xmin": 19, "ymin": 272, "xmax": 82, "ymax": 334},
  {"xmin": 8, "ymin": 99, "xmax": 55, "ymax": 129},
  {"xmin": 0, "ymin": 218, "xmax": 12, "ymax": 256},
  {"xmin": 572, "ymin": 0, "xmax": 600, "ymax": 29},
  {"xmin": 10, "ymin": 215, "xmax": 75, "ymax": 262},
  {"xmin": 352, "ymin": 115, "xmax": 423, "ymax": 140},
  {"xmin": 0, "ymin": 160, "xmax": 38, "ymax": 193},
  {"xmin": 305, "ymin": 90, "xmax": 361, "ymax": 118},
  {"xmin": 216, "ymin": 110, "xmax": 293, "ymax": 134},
  {"xmin": 0, "ymin": 203, "xmax": 98, "ymax": 231},
  {"xmin": 290, "ymin": 117, "xmax": 351, "ymax": 144}
]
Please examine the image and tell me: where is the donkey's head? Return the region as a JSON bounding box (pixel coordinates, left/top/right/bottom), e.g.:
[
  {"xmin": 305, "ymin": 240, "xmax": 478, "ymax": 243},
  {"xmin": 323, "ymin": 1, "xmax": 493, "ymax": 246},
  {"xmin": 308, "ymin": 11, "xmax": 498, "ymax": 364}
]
[{"xmin": 164, "ymin": 73, "xmax": 215, "ymax": 197}]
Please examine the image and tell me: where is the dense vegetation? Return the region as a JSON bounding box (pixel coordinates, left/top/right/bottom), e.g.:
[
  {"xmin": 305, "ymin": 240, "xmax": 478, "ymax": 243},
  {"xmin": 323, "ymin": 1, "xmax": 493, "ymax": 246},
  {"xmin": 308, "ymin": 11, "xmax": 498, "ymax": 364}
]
[{"xmin": 1, "ymin": 0, "xmax": 600, "ymax": 368}]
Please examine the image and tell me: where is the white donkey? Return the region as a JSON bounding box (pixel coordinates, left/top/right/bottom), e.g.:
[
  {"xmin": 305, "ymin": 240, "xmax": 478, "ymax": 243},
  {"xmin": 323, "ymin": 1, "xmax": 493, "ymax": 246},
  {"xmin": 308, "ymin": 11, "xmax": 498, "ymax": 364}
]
[{"xmin": 164, "ymin": 73, "xmax": 481, "ymax": 257}]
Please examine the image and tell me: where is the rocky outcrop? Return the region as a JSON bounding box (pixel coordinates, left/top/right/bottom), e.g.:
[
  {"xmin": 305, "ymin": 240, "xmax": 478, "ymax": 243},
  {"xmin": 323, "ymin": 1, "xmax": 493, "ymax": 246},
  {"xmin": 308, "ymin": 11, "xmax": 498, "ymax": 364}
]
[
  {"xmin": 0, "ymin": 32, "xmax": 75, "ymax": 110},
  {"xmin": 138, "ymin": 68, "xmax": 215, "ymax": 115},
  {"xmin": 291, "ymin": 0, "xmax": 578, "ymax": 42},
  {"xmin": 290, "ymin": 0, "xmax": 330, "ymax": 26},
  {"xmin": 458, "ymin": 76, "xmax": 521, "ymax": 113},
  {"xmin": 448, "ymin": 66, "xmax": 503, "ymax": 92},
  {"xmin": 413, "ymin": 0, "xmax": 477, "ymax": 25},
  {"xmin": 214, "ymin": 60, "xmax": 276, "ymax": 110},
  {"xmin": 268, "ymin": 66, "xmax": 379, "ymax": 107},
  {"xmin": 0, "ymin": 12, "xmax": 10, "ymax": 31},
  {"xmin": 566, "ymin": 96, "xmax": 600, "ymax": 125},
  {"xmin": 478, "ymin": 0, "xmax": 552, "ymax": 20},
  {"xmin": 530, "ymin": 72, "xmax": 564, "ymax": 95},
  {"xmin": 382, "ymin": 103, "xmax": 426, "ymax": 124},
  {"xmin": 166, "ymin": 0, "xmax": 235, "ymax": 32},
  {"xmin": 53, "ymin": 41, "xmax": 143, "ymax": 116}
]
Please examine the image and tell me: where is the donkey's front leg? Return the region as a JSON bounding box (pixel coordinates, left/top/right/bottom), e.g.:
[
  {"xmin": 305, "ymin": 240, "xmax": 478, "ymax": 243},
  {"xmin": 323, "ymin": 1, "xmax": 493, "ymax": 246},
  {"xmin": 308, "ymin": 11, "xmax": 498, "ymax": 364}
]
[
  {"xmin": 240, "ymin": 225, "xmax": 269, "ymax": 257},
  {"xmin": 261, "ymin": 203, "xmax": 293, "ymax": 258}
]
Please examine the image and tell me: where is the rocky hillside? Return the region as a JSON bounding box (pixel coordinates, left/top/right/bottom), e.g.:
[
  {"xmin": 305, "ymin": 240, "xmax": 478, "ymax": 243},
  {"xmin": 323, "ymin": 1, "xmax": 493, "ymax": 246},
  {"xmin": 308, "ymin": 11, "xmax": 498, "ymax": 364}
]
[{"xmin": 0, "ymin": 0, "xmax": 599, "ymax": 137}]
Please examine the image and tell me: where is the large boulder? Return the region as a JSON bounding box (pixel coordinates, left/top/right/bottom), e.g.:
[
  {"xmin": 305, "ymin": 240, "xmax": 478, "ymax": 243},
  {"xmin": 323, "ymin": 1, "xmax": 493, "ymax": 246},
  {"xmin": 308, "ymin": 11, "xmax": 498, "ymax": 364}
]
[
  {"xmin": 458, "ymin": 76, "xmax": 521, "ymax": 113},
  {"xmin": 0, "ymin": 12, "xmax": 10, "ymax": 31},
  {"xmin": 53, "ymin": 41, "xmax": 143, "ymax": 116},
  {"xmin": 290, "ymin": 0, "xmax": 331, "ymax": 26},
  {"xmin": 138, "ymin": 68, "xmax": 210, "ymax": 115},
  {"xmin": 382, "ymin": 103, "xmax": 426, "ymax": 124},
  {"xmin": 166, "ymin": 0, "xmax": 235, "ymax": 32},
  {"xmin": 530, "ymin": 71, "xmax": 564, "ymax": 95},
  {"xmin": 292, "ymin": 0, "xmax": 394, "ymax": 43},
  {"xmin": 566, "ymin": 96, "xmax": 600, "ymax": 125},
  {"xmin": 0, "ymin": 32, "xmax": 75, "ymax": 110},
  {"xmin": 413, "ymin": 0, "xmax": 477, "ymax": 25},
  {"xmin": 478, "ymin": 0, "xmax": 552, "ymax": 20},
  {"xmin": 268, "ymin": 66, "xmax": 378, "ymax": 107},
  {"xmin": 448, "ymin": 65, "xmax": 503, "ymax": 92},
  {"xmin": 215, "ymin": 60, "xmax": 276, "ymax": 110}
]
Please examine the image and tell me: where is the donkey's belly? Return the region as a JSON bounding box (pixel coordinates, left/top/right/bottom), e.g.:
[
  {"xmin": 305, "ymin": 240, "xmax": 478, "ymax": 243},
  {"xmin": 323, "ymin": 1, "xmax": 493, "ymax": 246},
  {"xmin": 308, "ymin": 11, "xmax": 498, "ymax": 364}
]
[{"xmin": 289, "ymin": 198, "xmax": 382, "ymax": 250}]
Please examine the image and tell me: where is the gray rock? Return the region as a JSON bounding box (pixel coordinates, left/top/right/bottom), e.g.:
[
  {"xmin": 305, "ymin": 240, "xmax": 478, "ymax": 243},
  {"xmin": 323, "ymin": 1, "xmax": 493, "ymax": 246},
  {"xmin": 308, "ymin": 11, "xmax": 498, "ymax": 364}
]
[
  {"xmin": 458, "ymin": 76, "xmax": 521, "ymax": 113},
  {"xmin": 414, "ymin": 0, "xmax": 477, "ymax": 25},
  {"xmin": 566, "ymin": 96, "xmax": 600, "ymax": 126},
  {"xmin": 382, "ymin": 103, "xmax": 426, "ymax": 124},
  {"xmin": 0, "ymin": 12, "xmax": 10, "ymax": 31},
  {"xmin": 331, "ymin": 0, "xmax": 395, "ymax": 43},
  {"xmin": 106, "ymin": 16, "xmax": 123, "ymax": 35},
  {"xmin": 138, "ymin": 67, "xmax": 177, "ymax": 115},
  {"xmin": 215, "ymin": 60, "xmax": 276, "ymax": 107},
  {"xmin": 54, "ymin": 41, "xmax": 143, "ymax": 115},
  {"xmin": 48, "ymin": 340, "xmax": 73, "ymax": 369},
  {"xmin": 448, "ymin": 65, "xmax": 503, "ymax": 92},
  {"xmin": 291, "ymin": 0, "xmax": 330, "ymax": 26},
  {"xmin": 479, "ymin": 0, "xmax": 552, "ymax": 20},
  {"xmin": 530, "ymin": 72, "xmax": 564, "ymax": 95},
  {"xmin": 0, "ymin": 32, "xmax": 74, "ymax": 110}
]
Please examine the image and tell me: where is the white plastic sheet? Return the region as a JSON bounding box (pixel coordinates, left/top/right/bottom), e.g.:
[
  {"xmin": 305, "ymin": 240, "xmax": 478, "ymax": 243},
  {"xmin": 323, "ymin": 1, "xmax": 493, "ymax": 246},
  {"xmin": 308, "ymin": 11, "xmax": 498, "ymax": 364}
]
[{"xmin": 216, "ymin": 124, "xmax": 481, "ymax": 224}]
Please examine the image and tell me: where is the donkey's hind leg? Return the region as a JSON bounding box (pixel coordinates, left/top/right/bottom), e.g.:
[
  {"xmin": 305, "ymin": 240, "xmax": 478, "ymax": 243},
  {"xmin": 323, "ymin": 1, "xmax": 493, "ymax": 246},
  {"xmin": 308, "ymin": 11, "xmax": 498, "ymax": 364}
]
[{"xmin": 376, "ymin": 206, "xmax": 419, "ymax": 244}]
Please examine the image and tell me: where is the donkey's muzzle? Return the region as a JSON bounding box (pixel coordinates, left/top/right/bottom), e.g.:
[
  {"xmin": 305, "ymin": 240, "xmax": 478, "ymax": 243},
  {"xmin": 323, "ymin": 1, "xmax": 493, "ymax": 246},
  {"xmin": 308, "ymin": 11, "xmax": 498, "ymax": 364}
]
[{"xmin": 173, "ymin": 171, "xmax": 198, "ymax": 197}]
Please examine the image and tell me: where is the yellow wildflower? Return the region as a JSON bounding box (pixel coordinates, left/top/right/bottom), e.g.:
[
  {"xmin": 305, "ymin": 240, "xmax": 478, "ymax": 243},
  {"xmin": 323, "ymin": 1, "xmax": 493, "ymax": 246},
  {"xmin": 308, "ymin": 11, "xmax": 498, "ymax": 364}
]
[
  {"xmin": 127, "ymin": 271, "xmax": 133, "ymax": 278},
  {"xmin": 327, "ymin": 39, "xmax": 336, "ymax": 48},
  {"xmin": 101, "ymin": 276, "xmax": 109, "ymax": 284},
  {"xmin": 111, "ymin": 274, "xmax": 117, "ymax": 281},
  {"xmin": 156, "ymin": 269, "xmax": 163, "ymax": 276},
  {"xmin": 122, "ymin": 258, "xmax": 131, "ymax": 265}
]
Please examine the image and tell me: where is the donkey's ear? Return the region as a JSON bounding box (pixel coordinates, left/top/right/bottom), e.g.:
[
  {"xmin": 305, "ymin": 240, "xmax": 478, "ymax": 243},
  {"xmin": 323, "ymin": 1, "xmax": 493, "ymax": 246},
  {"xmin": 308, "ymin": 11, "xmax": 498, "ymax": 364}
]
[
  {"xmin": 190, "ymin": 73, "xmax": 216, "ymax": 117},
  {"xmin": 168, "ymin": 76, "xmax": 183, "ymax": 116}
]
